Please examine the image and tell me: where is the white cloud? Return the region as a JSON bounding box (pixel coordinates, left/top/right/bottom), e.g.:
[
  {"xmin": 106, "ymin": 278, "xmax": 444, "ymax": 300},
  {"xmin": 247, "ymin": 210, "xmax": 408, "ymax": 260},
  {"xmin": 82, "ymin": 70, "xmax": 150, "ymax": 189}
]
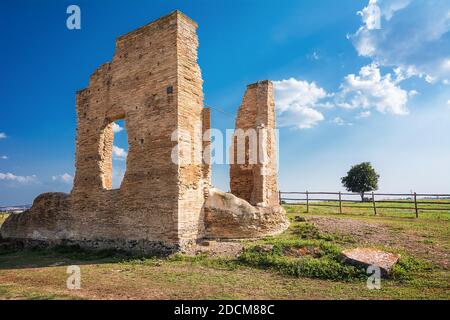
[
  {"xmin": 336, "ymin": 64, "xmax": 411, "ymax": 115},
  {"xmin": 274, "ymin": 1, "xmax": 448, "ymax": 126},
  {"xmin": 0, "ymin": 132, "xmax": 6, "ymax": 139},
  {"xmin": 408, "ymin": 90, "xmax": 419, "ymax": 97},
  {"xmin": 278, "ymin": 106, "xmax": 325, "ymax": 129},
  {"xmin": 0, "ymin": 172, "xmax": 37, "ymax": 184},
  {"xmin": 358, "ymin": 111, "xmax": 372, "ymax": 118},
  {"xmin": 350, "ymin": 0, "xmax": 450, "ymax": 83},
  {"xmin": 274, "ymin": 78, "xmax": 328, "ymax": 129},
  {"xmin": 273, "ymin": 1, "xmax": 449, "ymax": 128},
  {"xmin": 273, "ymin": 66, "xmax": 413, "ymax": 128},
  {"xmin": 360, "ymin": 0, "xmax": 411, "ymax": 23},
  {"xmin": 112, "ymin": 122, "xmax": 123, "ymax": 133},
  {"xmin": 113, "ymin": 145, "xmax": 128, "ymax": 160},
  {"xmin": 331, "ymin": 117, "xmax": 353, "ymax": 126},
  {"xmin": 307, "ymin": 51, "xmax": 320, "ymax": 60},
  {"xmin": 357, "ymin": 0, "xmax": 383, "ymax": 31},
  {"xmin": 52, "ymin": 173, "xmax": 73, "ymax": 184},
  {"xmin": 0, "ymin": 155, "xmax": 7, "ymax": 160}
]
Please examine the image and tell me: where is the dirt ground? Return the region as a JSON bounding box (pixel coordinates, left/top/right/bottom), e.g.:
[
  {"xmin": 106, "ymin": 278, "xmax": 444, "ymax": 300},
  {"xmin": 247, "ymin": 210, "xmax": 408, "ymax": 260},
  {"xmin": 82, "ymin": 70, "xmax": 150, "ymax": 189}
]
[
  {"xmin": 184, "ymin": 240, "xmax": 244, "ymax": 258},
  {"xmin": 308, "ymin": 216, "xmax": 449, "ymax": 269}
]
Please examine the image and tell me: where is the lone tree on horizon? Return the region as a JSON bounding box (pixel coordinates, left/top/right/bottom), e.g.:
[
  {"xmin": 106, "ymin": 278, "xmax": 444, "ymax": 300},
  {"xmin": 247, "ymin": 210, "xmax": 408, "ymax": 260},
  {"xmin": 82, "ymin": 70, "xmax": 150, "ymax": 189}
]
[{"xmin": 341, "ymin": 162, "xmax": 380, "ymax": 202}]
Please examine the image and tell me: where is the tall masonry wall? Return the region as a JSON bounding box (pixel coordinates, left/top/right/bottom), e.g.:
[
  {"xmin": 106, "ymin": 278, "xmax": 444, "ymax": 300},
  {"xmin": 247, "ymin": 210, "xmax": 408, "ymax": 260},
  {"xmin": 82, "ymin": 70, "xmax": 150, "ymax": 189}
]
[
  {"xmin": 230, "ymin": 80, "xmax": 280, "ymax": 207},
  {"xmin": 1, "ymin": 11, "xmax": 209, "ymax": 254}
]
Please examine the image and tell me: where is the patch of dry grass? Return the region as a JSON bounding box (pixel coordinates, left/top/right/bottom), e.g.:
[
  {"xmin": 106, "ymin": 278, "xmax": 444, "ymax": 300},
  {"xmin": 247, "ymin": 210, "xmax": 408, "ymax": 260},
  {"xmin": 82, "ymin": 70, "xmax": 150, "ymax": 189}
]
[
  {"xmin": 0, "ymin": 213, "xmax": 9, "ymax": 226},
  {"xmin": 0, "ymin": 252, "xmax": 448, "ymax": 300}
]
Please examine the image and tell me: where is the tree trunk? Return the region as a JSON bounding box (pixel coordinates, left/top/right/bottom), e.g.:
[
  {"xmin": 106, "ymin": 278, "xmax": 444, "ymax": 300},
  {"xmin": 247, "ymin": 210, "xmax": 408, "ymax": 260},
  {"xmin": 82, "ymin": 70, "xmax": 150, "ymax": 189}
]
[{"xmin": 360, "ymin": 192, "xmax": 365, "ymax": 202}]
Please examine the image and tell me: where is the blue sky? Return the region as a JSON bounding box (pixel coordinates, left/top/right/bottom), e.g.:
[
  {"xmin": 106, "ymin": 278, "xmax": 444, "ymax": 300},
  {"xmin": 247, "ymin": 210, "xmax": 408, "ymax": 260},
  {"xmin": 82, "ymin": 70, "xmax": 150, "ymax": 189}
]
[{"xmin": 0, "ymin": 0, "xmax": 449, "ymax": 205}]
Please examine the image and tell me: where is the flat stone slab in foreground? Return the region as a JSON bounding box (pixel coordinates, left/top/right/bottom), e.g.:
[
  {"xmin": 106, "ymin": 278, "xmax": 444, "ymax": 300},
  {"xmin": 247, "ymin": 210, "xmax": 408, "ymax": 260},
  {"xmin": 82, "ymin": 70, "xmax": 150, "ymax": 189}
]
[{"xmin": 342, "ymin": 248, "xmax": 400, "ymax": 276}]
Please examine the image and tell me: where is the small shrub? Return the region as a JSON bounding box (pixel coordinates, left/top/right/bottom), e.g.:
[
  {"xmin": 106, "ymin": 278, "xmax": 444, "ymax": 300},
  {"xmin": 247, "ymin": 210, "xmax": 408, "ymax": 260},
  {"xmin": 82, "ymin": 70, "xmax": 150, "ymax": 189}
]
[
  {"xmin": 292, "ymin": 223, "xmax": 321, "ymax": 239},
  {"xmin": 391, "ymin": 254, "xmax": 433, "ymax": 281},
  {"xmin": 239, "ymin": 239, "xmax": 365, "ymax": 281},
  {"xmin": 291, "ymin": 223, "xmax": 356, "ymax": 244}
]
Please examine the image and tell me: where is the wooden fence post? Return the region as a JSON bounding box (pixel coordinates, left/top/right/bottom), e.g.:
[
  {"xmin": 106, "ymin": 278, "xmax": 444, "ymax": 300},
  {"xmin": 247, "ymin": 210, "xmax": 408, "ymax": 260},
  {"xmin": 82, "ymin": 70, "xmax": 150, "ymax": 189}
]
[
  {"xmin": 414, "ymin": 192, "xmax": 419, "ymax": 218},
  {"xmin": 306, "ymin": 191, "xmax": 309, "ymax": 213},
  {"xmin": 279, "ymin": 191, "xmax": 282, "ymax": 205},
  {"xmin": 339, "ymin": 191, "xmax": 343, "ymax": 214},
  {"xmin": 372, "ymin": 192, "xmax": 377, "ymax": 216}
]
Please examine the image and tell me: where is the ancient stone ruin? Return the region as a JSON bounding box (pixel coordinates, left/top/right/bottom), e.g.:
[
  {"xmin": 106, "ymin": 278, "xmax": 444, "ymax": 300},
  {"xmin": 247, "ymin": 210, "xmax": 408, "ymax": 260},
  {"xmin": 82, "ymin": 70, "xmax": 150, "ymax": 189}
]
[{"xmin": 0, "ymin": 11, "xmax": 288, "ymax": 254}]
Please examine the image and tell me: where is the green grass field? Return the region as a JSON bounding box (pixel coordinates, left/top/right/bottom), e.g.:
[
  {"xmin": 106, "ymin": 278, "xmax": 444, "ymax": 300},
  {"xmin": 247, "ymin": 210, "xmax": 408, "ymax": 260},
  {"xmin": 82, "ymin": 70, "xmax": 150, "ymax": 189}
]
[{"xmin": 0, "ymin": 206, "xmax": 449, "ymax": 300}]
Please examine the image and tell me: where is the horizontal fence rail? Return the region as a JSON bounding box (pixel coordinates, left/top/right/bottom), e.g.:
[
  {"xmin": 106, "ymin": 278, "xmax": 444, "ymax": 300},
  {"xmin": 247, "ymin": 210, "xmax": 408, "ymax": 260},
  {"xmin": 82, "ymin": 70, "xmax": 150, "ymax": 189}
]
[{"xmin": 279, "ymin": 191, "xmax": 450, "ymax": 217}]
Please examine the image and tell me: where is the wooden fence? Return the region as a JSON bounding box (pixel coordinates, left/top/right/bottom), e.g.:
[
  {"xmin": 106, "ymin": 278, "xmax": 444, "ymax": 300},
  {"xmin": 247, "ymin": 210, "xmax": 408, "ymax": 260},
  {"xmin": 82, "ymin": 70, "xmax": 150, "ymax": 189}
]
[{"xmin": 279, "ymin": 191, "xmax": 450, "ymax": 217}]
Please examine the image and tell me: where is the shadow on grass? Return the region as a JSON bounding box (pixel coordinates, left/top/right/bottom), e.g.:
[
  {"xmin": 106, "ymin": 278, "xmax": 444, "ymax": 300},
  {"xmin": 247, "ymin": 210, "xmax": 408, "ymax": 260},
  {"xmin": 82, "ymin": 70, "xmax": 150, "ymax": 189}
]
[{"xmin": 0, "ymin": 245, "xmax": 160, "ymax": 270}]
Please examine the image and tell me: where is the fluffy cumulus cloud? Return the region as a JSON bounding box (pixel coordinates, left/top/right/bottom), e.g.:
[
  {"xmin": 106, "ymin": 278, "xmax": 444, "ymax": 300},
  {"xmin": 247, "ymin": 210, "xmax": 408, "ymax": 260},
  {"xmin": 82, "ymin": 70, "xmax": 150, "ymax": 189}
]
[
  {"xmin": 112, "ymin": 122, "xmax": 123, "ymax": 133},
  {"xmin": 0, "ymin": 172, "xmax": 37, "ymax": 184},
  {"xmin": 350, "ymin": 0, "xmax": 450, "ymax": 83},
  {"xmin": 113, "ymin": 145, "xmax": 127, "ymax": 161},
  {"xmin": 274, "ymin": 78, "xmax": 328, "ymax": 129},
  {"xmin": 274, "ymin": 65, "xmax": 414, "ymax": 126},
  {"xmin": 52, "ymin": 173, "xmax": 73, "ymax": 184},
  {"xmin": 273, "ymin": 1, "xmax": 449, "ymax": 128},
  {"xmin": 0, "ymin": 132, "xmax": 6, "ymax": 139},
  {"xmin": 336, "ymin": 64, "xmax": 411, "ymax": 115}
]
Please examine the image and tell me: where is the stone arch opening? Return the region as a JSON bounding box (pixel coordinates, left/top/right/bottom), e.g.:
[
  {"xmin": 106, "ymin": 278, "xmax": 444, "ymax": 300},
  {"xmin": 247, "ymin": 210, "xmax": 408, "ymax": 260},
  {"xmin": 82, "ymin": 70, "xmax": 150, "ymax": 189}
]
[
  {"xmin": 111, "ymin": 119, "xmax": 128, "ymax": 189},
  {"xmin": 100, "ymin": 116, "xmax": 128, "ymax": 190}
]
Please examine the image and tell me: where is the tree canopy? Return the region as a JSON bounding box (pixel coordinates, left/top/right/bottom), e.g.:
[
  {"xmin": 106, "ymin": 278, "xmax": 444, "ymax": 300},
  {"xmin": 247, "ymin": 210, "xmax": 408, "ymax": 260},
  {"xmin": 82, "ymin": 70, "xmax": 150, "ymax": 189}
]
[{"xmin": 341, "ymin": 162, "xmax": 379, "ymax": 201}]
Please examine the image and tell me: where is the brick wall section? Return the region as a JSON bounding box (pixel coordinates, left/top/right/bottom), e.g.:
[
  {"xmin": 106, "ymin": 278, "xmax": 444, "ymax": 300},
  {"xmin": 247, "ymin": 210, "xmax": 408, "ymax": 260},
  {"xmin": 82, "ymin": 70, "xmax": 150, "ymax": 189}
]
[
  {"xmin": 230, "ymin": 80, "xmax": 280, "ymax": 207},
  {"xmin": 202, "ymin": 108, "xmax": 212, "ymax": 191},
  {"xmin": 175, "ymin": 13, "xmax": 206, "ymax": 244}
]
